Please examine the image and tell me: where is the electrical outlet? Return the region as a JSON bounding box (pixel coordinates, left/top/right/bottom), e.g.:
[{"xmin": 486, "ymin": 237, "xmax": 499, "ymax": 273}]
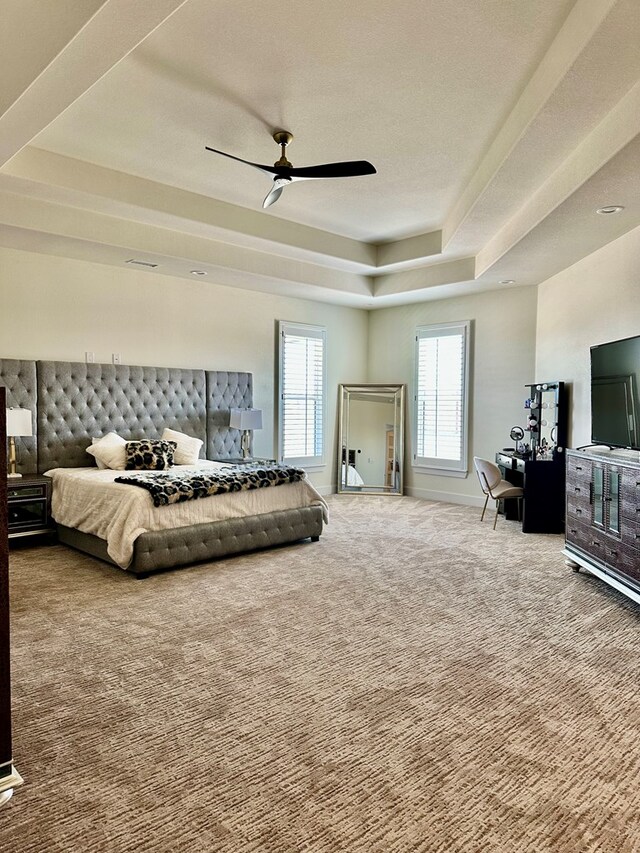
[
  {"xmin": 85, "ymin": 351, "xmax": 95, "ymax": 363},
  {"xmin": 112, "ymin": 353, "xmax": 121, "ymax": 365}
]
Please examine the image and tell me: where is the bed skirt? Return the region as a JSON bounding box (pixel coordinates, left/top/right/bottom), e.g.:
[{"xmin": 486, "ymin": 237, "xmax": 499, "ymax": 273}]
[{"xmin": 56, "ymin": 505, "xmax": 324, "ymax": 576}]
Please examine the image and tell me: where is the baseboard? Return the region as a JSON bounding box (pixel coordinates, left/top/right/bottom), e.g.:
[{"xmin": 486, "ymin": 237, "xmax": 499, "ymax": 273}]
[
  {"xmin": 315, "ymin": 484, "xmax": 334, "ymax": 497},
  {"xmin": 327, "ymin": 484, "xmax": 485, "ymax": 506},
  {"xmin": 404, "ymin": 486, "xmax": 485, "ymax": 507}
]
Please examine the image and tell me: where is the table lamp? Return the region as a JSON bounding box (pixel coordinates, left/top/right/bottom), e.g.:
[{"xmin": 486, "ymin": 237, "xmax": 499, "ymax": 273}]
[
  {"xmin": 6, "ymin": 407, "xmax": 33, "ymax": 478},
  {"xmin": 229, "ymin": 408, "xmax": 263, "ymax": 458}
]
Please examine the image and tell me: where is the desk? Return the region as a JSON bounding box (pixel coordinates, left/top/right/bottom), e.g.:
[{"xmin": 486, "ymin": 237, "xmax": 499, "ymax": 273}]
[{"xmin": 495, "ymin": 451, "xmax": 565, "ymax": 534}]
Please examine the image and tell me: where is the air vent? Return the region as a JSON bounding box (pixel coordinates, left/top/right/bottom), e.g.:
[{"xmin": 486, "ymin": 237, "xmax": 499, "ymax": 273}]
[{"xmin": 125, "ymin": 259, "xmax": 159, "ymax": 268}]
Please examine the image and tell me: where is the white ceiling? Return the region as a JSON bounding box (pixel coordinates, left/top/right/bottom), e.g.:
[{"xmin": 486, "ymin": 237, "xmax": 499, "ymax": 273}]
[{"xmin": 1, "ymin": 0, "xmax": 639, "ymax": 308}]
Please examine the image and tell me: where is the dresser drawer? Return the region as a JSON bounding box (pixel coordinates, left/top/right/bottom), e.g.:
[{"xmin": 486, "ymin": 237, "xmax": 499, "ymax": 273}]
[
  {"xmin": 8, "ymin": 498, "xmax": 47, "ymax": 531},
  {"xmin": 565, "ymin": 470, "xmax": 592, "ymax": 509},
  {"xmin": 611, "ymin": 544, "xmax": 640, "ymax": 581},
  {"xmin": 566, "ymin": 497, "xmax": 591, "ymax": 525},
  {"xmin": 566, "ymin": 455, "xmax": 592, "ymax": 481},
  {"xmin": 621, "ymin": 517, "xmax": 640, "ymax": 551},
  {"xmin": 566, "ymin": 520, "xmax": 596, "ymax": 553},
  {"xmin": 566, "ymin": 522, "xmax": 612, "ymax": 565},
  {"xmin": 621, "ymin": 471, "xmax": 640, "ymax": 502},
  {"xmin": 621, "ymin": 498, "xmax": 640, "ymax": 526},
  {"xmin": 7, "ymin": 483, "xmax": 47, "ymax": 500},
  {"xmin": 620, "ymin": 493, "xmax": 640, "ymax": 555}
]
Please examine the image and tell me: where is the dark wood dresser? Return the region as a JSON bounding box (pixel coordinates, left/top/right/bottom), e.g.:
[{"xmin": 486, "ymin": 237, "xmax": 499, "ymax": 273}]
[
  {"xmin": 564, "ymin": 448, "xmax": 640, "ymax": 604},
  {"xmin": 0, "ymin": 388, "xmax": 23, "ymax": 804}
]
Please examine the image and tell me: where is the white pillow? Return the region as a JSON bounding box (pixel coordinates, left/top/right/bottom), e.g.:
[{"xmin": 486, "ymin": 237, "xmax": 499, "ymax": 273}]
[
  {"xmin": 91, "ymin": 437, "xmax": 107, "ymax": 469},
  {"xmin": 86, "ymin": 432, "xmax": 127, "ymax": 470},
  {"xmin": 90, "ymin": 435, "xmax": 123, "ymax": 469},
  {"xmin": 162, "ymin": 427, "xmax": 203, "ymax": 466}
]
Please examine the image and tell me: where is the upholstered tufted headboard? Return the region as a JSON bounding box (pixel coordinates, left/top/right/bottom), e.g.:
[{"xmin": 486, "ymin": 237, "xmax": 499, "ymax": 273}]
[
  {"xmin": 206, "ymin": 371, "xmax": 253, "ymax": 460},
  {"xmin": 37, "ymin": 362, "xmax": 209, "ymax": 470},
  {"xmin": 0, "ymin": 358, "xmax": 253, "ymax": 472},
  {"xmin": 0, "ymin": 359, "xmax": 37, "ymax": 474}
]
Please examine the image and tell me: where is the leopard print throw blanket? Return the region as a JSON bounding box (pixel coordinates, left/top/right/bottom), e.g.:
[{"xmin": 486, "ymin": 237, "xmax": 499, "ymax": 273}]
[{"xmin": 115, "ymin": 464, "xmax": 306, "ymax": 507}]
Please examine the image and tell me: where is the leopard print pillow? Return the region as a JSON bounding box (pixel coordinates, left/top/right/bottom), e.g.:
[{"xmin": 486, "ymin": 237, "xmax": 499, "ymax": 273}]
[{"xmin": 125, "ymin": 439, "xmax": 177, "ymax": 471}]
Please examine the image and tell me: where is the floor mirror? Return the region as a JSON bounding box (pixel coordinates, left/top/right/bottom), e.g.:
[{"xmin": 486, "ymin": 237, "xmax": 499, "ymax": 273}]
[{"xmin": 338, "ymin": 383, "xmax": 405, "ymax": 495}]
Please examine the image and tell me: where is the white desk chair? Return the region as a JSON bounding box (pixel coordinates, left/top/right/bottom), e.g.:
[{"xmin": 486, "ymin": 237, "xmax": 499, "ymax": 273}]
[{"xmin": 473, "ymin": 457, "xmax": 524, "ymax": 530}]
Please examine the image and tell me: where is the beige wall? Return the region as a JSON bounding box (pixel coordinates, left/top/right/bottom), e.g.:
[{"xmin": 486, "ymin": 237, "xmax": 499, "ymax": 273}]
[
  {"xmin": 0, "ymin": 246, "xmax": 369, "ymax": 493},
  {"xmin": 536, "ymin": 225, "xmax": 640, "ymax": 449},
  {"xmin": 9, "ymin": 221, "xmax": 636, "ymax": 505},
  {"xmin": 367, "ymin": 286, "xmax": 538, "ymax": 504}
]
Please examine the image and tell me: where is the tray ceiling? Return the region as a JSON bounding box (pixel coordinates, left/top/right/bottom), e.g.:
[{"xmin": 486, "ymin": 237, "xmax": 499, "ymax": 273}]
[{"xmin": 0, "ymin": 0, "xmax": 639, "ymax": 308}]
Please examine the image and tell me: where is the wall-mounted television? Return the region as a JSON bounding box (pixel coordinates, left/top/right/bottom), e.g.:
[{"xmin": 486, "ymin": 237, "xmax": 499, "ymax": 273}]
[{"xmin": 591, "ymin": 334, "xmax": 640, "ymax": 450}]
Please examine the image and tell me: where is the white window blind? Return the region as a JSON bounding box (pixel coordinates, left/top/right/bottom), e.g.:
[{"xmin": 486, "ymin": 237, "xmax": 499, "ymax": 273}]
[
  {"xmin": 278, "ymin": 321, "xmax": 326, "ymax": 466},
  {"xmin": 414, "ymin": 321, "xmax": 470, "ymax": 473}
]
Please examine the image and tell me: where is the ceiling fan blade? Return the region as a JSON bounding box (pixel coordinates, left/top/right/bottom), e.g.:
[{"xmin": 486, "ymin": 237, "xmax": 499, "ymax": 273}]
[
  {"xmin": 205, "ymin": 146, "xmax": 279, "ymax": 177},
  {"xmin": 263, "ymin": 185, "xmax": 284, "ymax": 208},
  {"xmin": 263, "ymin": 179, "xmax": 290, "ymax": 208},
  {"xmin": 287, "ymin": 160, "xmax": 377, "ymax": 181}
]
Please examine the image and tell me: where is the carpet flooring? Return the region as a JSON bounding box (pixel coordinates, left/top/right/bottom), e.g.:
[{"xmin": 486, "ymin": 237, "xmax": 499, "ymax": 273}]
[{"xmin": 1, "ymin": 495, "xmax": 640, "ymax": 852}]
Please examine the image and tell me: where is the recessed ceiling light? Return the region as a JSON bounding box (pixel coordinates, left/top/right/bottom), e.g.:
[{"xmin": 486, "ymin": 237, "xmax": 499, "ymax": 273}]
[
  {"xmin": 190, "ymin": 270, "xmax": 207, "ymax": 276},
  {"xmin": 596, "ymin": 205, "xmax": 624, "ymax": 215},
  {"xmin": 499, "ymin": 279, "xmax": 515, "ymax": 285}
]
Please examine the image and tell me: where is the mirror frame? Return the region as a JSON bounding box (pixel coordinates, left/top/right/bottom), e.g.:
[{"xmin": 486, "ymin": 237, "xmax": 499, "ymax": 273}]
[{"xmin": 337, "ymin": 383, "xmax": 405, "ymax": 495}]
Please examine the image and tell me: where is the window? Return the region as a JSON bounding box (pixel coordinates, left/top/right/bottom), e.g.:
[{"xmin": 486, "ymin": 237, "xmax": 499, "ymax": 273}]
[
  {"xmin": 278, "ymin": 321, "xmax": 326, "ymax": 467},
  {"xmin": 414, "ymin": 321, "xmax": 470, "ymax": 475}
]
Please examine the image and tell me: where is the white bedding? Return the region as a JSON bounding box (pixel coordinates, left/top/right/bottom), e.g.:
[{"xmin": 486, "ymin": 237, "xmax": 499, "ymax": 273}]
[{"xmin": 45, "ymin": 461, "xmax": 328, "ymax": 569}]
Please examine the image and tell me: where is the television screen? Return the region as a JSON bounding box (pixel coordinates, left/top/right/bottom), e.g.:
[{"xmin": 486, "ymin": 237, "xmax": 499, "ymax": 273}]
[{"xmin": 591, "ymin": 334, "xmax": 640, "ymax": 449}]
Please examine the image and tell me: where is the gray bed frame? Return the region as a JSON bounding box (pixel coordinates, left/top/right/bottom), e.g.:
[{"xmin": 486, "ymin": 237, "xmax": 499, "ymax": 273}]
[{"xmin": 1, "ymin": 358, "xmax": 323, "ymax": 576}]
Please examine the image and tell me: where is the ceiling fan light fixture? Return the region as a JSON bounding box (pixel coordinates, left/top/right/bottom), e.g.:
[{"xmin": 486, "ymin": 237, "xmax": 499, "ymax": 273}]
[{"xmin": 205, "ymin": 130, "xmax": 376, "ymax": 209}]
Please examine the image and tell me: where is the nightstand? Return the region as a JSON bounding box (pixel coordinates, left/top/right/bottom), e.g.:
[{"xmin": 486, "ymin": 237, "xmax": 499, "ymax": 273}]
[{"xmin": 7, "ymin": 475, "xmax": 53, "ymax": 541}]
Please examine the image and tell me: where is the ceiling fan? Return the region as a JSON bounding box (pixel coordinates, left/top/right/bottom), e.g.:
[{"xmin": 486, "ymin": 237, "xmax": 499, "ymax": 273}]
[{"xmin": 205, "ymin": 130, "xmax": 376, "ymax": 209}]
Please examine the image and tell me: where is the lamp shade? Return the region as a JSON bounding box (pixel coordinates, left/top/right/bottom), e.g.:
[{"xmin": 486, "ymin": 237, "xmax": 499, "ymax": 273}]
[
  {"xmin": 229, "ymin": 408, "xmax": 263, "ymax": 431},
  {"xmin": 6, "ymin": 407, "xmax": 33, "ymax": 437}
]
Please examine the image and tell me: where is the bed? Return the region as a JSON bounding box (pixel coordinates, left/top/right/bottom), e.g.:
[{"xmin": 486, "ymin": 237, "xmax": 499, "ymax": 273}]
[{"xmin": 0, "ymin": 358, "xmax": 326, "ymax": 576}]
